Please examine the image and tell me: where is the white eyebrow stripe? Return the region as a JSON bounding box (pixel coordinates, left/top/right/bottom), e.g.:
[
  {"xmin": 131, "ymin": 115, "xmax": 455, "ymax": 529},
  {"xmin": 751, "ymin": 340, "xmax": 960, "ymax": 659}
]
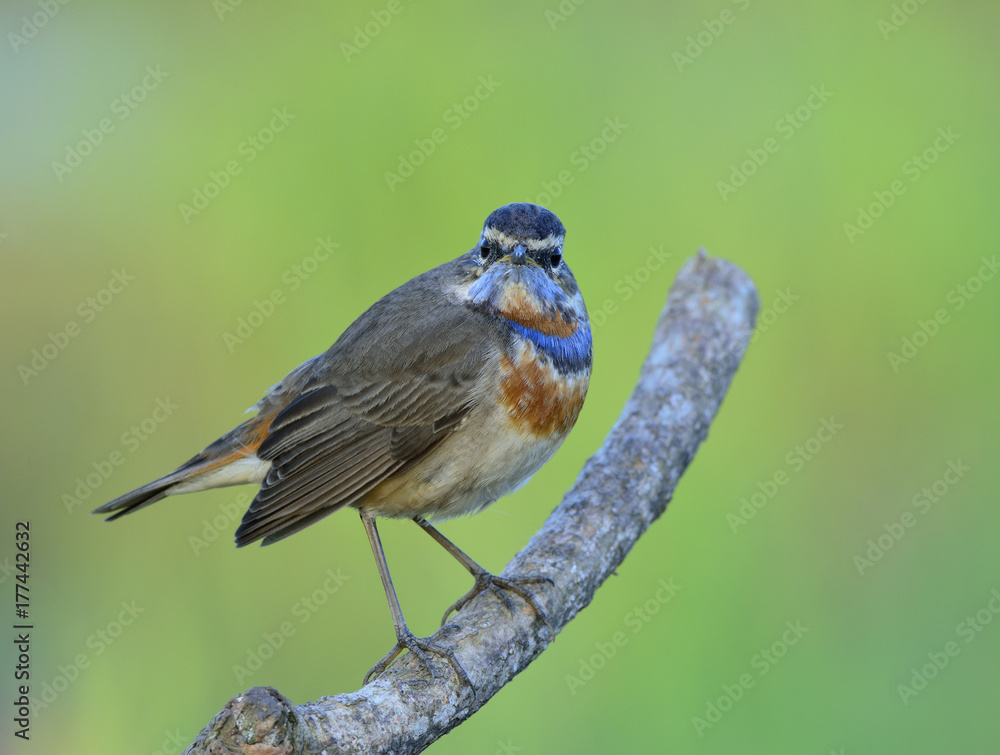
[{"xmin": 481, "ymin": 228, "xmax": 563, "ymax": 251}]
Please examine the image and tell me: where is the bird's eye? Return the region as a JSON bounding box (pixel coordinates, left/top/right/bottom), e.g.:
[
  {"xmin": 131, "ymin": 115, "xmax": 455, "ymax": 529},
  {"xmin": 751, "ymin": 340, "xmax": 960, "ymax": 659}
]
[
  {"xmin": 550, "ymin": 249, "xmax": 563, "ymax": 267},
  {"xmin": 479, "ymin": 243, "xmax": 490, "ymax": 260}
]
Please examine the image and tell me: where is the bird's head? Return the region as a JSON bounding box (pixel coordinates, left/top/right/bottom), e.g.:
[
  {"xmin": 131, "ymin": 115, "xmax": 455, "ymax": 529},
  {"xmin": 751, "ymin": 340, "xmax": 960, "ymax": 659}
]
[{"xmin": 455, "ymin": 203, "xmax": 588, "ymax": 338}]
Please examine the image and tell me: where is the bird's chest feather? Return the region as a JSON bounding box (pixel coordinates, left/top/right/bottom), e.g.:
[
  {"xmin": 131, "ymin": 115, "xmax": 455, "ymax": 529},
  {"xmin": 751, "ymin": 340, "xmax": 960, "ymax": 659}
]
[
  {"xmin": 497, "ymin": 324, "xmax": 591, "ymax": 440},
  {"xmin": 498, "ymin": 338, "xmax": 590, "ymax": 441},
  {"xmin": 483, "ymin": 278, "xmax": 592, "ymax": 439},
  {"xmin": 361, "ymin": 269, "xmax": 592, "ymax": 521}
]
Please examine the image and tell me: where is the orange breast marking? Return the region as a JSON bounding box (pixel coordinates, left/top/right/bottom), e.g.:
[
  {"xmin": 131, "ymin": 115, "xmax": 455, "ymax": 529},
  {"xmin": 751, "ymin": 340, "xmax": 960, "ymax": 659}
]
[
  {"xmin": 499, "ymin": 352, "xmax": 588, "ymax": 437},
  {"xmin": 497, "ymin": 283, "xmax": 576, "ymax": 337}
]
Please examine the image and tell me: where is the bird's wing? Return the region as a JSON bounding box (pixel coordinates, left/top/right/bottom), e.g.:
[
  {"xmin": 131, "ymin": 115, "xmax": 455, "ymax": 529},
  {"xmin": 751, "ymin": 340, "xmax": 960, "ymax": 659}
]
[{"xmin": 235, "ymin": 268, "xmax": 497, "ymax": 546}]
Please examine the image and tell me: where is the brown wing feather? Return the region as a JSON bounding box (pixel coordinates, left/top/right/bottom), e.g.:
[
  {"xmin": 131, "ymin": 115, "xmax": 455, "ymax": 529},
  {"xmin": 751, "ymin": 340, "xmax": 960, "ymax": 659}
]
[
  {"xmin": 237, "ymin": 419, "xmax": 400, "ymax": 545},
  {"xmin": 234, "ymin": 261, "xmax": 501, "ymax": 546}
]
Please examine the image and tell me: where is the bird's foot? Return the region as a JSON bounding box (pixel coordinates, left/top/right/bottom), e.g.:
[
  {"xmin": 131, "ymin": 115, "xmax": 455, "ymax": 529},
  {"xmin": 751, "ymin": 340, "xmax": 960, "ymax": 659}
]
[
  {"xmin": 363, "ymin": 626, "xmax": 473, "ymax": 690},
  {"xmin": 442, "ymin": 570, "xmax": 554, "ymax": 632}
]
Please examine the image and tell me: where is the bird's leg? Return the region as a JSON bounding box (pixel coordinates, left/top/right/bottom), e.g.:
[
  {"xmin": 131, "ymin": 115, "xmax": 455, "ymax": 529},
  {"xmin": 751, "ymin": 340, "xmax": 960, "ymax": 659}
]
[
  {"xmin": 412, "ymin": 515, "xmax": 554, "ymax": 631},
  {"xmin": 359, "ymin": 512, "xmax": 472, "ymax": 689}
]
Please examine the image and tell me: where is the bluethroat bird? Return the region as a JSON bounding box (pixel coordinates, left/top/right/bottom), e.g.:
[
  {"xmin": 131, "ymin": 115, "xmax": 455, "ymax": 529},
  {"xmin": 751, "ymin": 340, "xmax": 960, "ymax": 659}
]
[{"xmin": 94, "ymin": 203, "xmax": 592, "ymax": 686}]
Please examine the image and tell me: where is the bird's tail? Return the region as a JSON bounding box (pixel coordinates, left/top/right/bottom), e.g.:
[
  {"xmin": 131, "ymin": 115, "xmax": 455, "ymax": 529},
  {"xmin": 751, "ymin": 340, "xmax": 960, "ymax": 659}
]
[
  {"xmin": 91, "ymin": 414, "xmax": 272, "ymax": 521},
  {"xmin": 91, "ymin": 455, "xmax": 206, "ymax": 520}
]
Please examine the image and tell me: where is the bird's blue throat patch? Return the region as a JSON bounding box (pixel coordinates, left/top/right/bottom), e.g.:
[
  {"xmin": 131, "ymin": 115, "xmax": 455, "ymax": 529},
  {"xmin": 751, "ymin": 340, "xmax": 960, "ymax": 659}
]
[{"xmin": 504, "ymin": 319, "xmax": 592, "ymax": 373}]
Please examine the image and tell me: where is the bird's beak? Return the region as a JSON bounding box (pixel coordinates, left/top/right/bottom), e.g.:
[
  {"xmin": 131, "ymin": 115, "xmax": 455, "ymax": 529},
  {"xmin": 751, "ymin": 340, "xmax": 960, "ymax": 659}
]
[{"xmin": 500, "ymin": 245, "xmax": 539, "ymax": 267}]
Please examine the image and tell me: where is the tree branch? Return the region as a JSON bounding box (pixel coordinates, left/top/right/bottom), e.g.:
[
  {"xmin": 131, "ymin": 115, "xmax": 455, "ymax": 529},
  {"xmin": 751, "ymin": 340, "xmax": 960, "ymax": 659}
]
[{"xmin": 184, "ymin": 252, "xmax": 759, "ymax": 755}]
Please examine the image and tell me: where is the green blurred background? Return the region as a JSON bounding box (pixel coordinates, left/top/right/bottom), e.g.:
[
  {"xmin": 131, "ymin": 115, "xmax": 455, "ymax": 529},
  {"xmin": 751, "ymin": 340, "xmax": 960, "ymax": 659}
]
[{"xmin": 2, "ymin": 2, "xmax": 998, "ymax": 752}]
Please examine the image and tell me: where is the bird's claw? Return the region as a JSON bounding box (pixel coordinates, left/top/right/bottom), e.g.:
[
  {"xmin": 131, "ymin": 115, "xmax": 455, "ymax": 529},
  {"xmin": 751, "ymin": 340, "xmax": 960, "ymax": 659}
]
[
  {"xmin": 442, "ymin": 571, "xmax": 554, "ymax": 633},
  {"xmin": 363, "ymin": 627, "xmax": 473, "ymax": 691}
]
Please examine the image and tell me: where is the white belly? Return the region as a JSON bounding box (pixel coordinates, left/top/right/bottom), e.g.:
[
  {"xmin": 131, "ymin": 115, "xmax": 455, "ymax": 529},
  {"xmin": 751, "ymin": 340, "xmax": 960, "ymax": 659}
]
[{"xmin": 356, "ymin": 405, "xmax": 568, "ymax": 520}]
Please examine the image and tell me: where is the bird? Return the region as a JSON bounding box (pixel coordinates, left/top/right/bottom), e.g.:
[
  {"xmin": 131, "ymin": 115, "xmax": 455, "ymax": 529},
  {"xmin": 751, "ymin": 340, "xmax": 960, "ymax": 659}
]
[{"xmin": 93, "ymin": 202, "xmax": 592, "ymax": 688}]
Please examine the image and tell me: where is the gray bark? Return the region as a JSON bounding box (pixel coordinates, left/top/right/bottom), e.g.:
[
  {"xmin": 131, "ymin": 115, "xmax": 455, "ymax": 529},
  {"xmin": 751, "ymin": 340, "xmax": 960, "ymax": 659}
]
[{"xmin": 185, "ymin": 252, "xmax": 759, "ymax": 755}]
